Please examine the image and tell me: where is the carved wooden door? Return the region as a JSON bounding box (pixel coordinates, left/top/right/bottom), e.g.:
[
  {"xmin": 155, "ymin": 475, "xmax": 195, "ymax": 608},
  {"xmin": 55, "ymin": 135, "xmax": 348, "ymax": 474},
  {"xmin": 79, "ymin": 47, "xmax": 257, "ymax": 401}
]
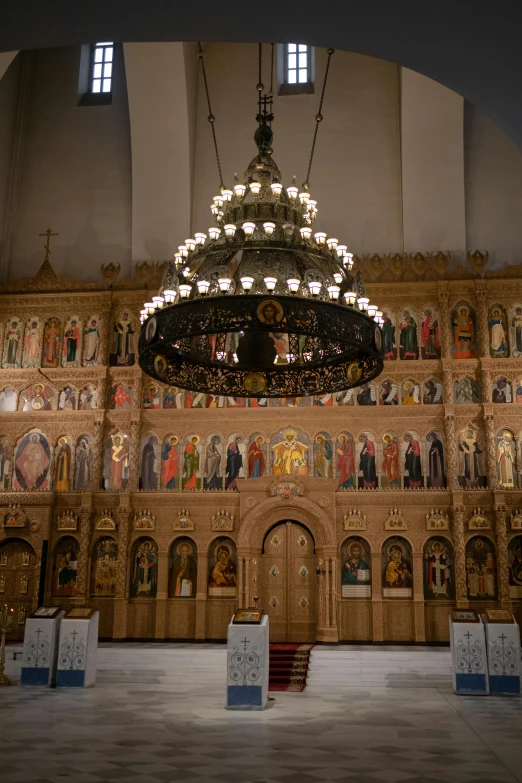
[
  {"xmin": 261, "ymin": 521, "xmax": 316, "ymax": 642},
  {"xmin": 0, "ymin": 539, "xmax": 37, "ymax": 640}
]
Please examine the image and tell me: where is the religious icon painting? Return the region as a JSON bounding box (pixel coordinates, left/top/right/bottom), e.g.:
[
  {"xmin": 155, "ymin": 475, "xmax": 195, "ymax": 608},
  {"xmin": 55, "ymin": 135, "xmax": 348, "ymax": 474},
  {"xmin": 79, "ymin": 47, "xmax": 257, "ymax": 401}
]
[
  {"xmin": 58, "ymin": 385, "xmax": 77, "ymax": 410},
  {"xmin": 103, "ymin": 432, "xmax": 130, "ymax": 491},
  {"xmin": 457, "ymin": 426, "xmax": 487, "ymax": 489},
  {"xmin": 74, "ymin": 434, "xmax": 94, "ymax": 491},
  {"xmin": 401, "ymin": 380, "xmax": 421, "ymax": 406},
  {"xmin": 54, "ymin": 435, "xmax": 73, "ymax": 492},
  {"xmin": 423, "ymin": 537, "xmax": 455, "ymax": 600},
  {"xmin": 492, "ymin": 377, "xmax": 512, "ymax": 403},
  {"xmin": 496, "ymin": 429, "xmax": 517, "ymax": 488},
  {"xmin": 208, "ymin": 537, "xmax": 237, "ymax": 597},
  {"xmin": 20, "ymin": 382, "xmax": 56, "ymax": 412},
  {"xmin": 109, "ymin": 310, "xmax": 136, "ymax": 366},
  {"xmin": 226, "ymin": 396, "xmax": 246, "ymax": 408},
  {"xmin": 313, "ymin": 393, "xmax": 334, "ymax": 407},
  {"xmin": 382, "ymin": 537, "xmax": 413, "ymax": 598},
  {"xmin": 451, "ymin": 300, "xmax": 477, "ymax": 359},
  {"xmin": 336, "ymin": 432, "xmax": 355, "ymax": 489},
  {"xmin": 423, "ymin": 379, "xmax": 442, "ymax": 405},
  {"xmin": 488, "ymin": 303, "xmax": 509, "ymax": 358},
  {"xmin": 510, "ymin": 305, "xmax": 522, "ymax": 357},
  {"xmin": 0, "ymin": 436, "xmax": 10, "ymax": 491},
  {"xmin": 153, "ymin": 354, "xmax": 167, "ymax": 378},
  {"xmin": 52, "ymin": 536, "xmax": 79, "ymax": 597},
  {"xmin": 225, "ymin": 433, "xmax": 246, "ymax": 490},
  {"xmin": 380, "ymin": 308, "xmax": 396, "ymax": 360},
  {"xmin": 182, "ymin": 434, "xmax": 201, "ymax": 490},
  {"xmin": 161, "ymin": 434, "xmax": 180, "ymax": 490},
  {"xmin": 139, "ymin": 434, "xmax": 160, "ymax": 491},
  {"xmin": 403, "ymin": 431, "xmax": 424, "ymax": 489},
  {"xmin": 144, "ymin": 316, "xmax": 157, "ymax": 343},
  {"xmin": 465, "ymin": 536, "xmax": 497, "ymax": 600},
  {"xmin": 2, "ymin": 317, "xmax": 22, "ymax": 369},
  {"xmin": 169, "ymin": 537, "xmax": 197, "ymax": 597},
  {"xmin": 13, "ymin": 429, "xmax": 51, "ymax": 491},
  {"xmin": 421, "ymin": 307, "xmax": 441, "ymax": 359},
  {"xmin": 206, "ymin": 394, "xmax": 225, "ymax": 408},
  {"xmin": 247, "ymin": 432, "xmax": 267, "ymax": 478},
  {"xmin": 0, "ymin": 386, "xmax": 17, "ymax": 411},
  {"xmin": 107, "ymin": 383, "xmax": 132, "ymax": 409},
  {"xmin": 183, "ymin": 390, "xmax": 205, "ymax": 408},
  {"xmin": 357, "ymin": 431, "xmax": 378, "ymax": 489},
  {"xmin": 341, "ymin": 537, "xmax": 371, "ymax": 597},
  {"xmin": 83, "ymin": 315, "xmax": 101, "ymax": 366},
  {"xmin": 248, "ymin": 396, "xmax": 268, "ymax": 408},
  {"xmin": 90, "ymin": 537, "xmax": 118, "ymax": 597},
  {"xmin": 314, "ymin": 432, "xmax": 333, "ymax": 478},
  {"xmin": 203, "ymin": 434, "xmax": 223, "ymax": 490},
  {"xmin": 78, "ymin": 383, "xmax": 97, "ymax": 410},
  {"xmin": 426, "ymin": 431, "xmax": 446, "ymax": 489},
  {"xmin": 271, "ymin": 427, "xmax": 309, "ymax": 477},
  {"xmin": 129, "ymin": 537, "xmax": 158, "ymax": 598},
  {"xmin": 508, "ymin": 536, "xmax": 522, "ymax": 599},
  {"xmin": 22, "ymin": 317, "xmax": 42, "ymax": 369},
  {"xmin": 42, "ymin": 317, "xmax": 62, "ymax": 368},
  {"xmin": 62, "ymin": 315, "xmax": 82, "ymax": 367},
  {"xmin": 142, "ymin": 383, "xmax": 161, "ymax": 409},
  {"xmin": 399, "ymin": 308, "xmax": 419, "ymax": 360},
  {"xmin": 335, "ymin": 389, "xmax": 354, "ymax": 406},
  {"xmin": 454, "ymin": 377, "xmax": 482, "ymax": 404},
  {"xmin": 381, "ymin": 432, "xmax": 401, "ymax": 489},
  {"xmin": 378, "ymin": 380, "xmax": 398, "ymax": 405},
  {"xmin": 163, "ymin": 385, "xmax": 183, "ymax": 408},
  {"xmin": 356, "ymin": 383, "xmax": 376, "ymax": 406}
]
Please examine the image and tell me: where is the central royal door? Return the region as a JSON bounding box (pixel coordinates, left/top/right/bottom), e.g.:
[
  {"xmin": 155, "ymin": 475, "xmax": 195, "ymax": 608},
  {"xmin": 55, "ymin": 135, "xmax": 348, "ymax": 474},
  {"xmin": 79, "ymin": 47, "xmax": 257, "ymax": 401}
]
[{"xmin": 261, "ymin": 520, "xmax": 316, "ymax": 642}]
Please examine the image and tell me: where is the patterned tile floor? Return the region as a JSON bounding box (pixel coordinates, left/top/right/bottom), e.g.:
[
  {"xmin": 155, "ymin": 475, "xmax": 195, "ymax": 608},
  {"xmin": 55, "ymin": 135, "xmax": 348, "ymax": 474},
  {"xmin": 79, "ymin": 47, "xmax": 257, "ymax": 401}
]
[{"xmin": 1, "ymin": 643, "xmax": 521, "ymax": 783}]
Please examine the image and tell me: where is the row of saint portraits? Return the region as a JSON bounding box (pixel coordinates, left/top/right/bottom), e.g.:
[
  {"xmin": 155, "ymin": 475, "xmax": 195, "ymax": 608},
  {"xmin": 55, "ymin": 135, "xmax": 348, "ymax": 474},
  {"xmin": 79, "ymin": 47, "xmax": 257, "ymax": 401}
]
[
  {"xmin": 4, "ymin": 376, "xmax": 522, "ymax": 414},
  {"xmin": 1, "ymin": 423, "xmax": 521, "ymax": 492},
  {"xmin": 23, "ymin": 533, "xmax": 522, "ymax": 602},
  {"xmin": 1, "ymin": 299, "xmax": 521, "ymax": 372}
]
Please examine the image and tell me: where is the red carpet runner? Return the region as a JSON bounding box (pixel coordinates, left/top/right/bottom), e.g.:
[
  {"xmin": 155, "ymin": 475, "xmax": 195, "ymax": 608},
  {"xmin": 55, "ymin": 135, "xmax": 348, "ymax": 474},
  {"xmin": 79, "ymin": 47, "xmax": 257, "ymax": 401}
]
[{"xmin": 268, "ymin": 643, "xmax": 314, "ymax": 692}]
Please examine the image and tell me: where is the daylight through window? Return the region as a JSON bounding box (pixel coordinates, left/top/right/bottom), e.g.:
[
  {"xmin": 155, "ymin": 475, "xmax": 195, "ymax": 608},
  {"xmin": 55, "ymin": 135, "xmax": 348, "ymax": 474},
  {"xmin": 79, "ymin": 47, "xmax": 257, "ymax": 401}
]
[
  {"xmin": 286, "ymin": 43, "xmax": 310, "ymax": 84},
  {"xmin": 91, "ymin": 42, "xmax": 113, "ymax": 94}
]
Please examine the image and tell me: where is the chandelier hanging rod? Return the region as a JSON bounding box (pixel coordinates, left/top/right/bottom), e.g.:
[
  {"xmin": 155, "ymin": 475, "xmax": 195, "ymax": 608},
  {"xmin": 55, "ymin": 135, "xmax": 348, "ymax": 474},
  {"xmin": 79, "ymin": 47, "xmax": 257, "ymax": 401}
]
[
  {"xmin": 198, "ymin": 42, "xmax": 225, "ymax": 190},
  {"xmin": 304, "ymin": 47, "xmax": 335, "ymax": 189}
]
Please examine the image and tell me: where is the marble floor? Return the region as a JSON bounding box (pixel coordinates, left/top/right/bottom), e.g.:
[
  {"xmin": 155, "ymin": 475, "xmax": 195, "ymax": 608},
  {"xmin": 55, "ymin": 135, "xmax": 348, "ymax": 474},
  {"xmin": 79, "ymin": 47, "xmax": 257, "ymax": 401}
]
[{"xmin": 1, "ymin": 644, "xmax": 522, "ymax": 783}]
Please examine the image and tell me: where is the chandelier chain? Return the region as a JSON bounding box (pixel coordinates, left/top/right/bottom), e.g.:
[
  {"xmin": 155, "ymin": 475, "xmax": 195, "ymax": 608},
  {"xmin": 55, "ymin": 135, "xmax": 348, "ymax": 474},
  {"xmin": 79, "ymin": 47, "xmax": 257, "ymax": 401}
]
[
  {"xmin": 304, "ymin": 48, "xmax": 335, "ymax": 189},
  {"xmin": 198, "ymin": 42, "xmax": 224, "ymax": 189}
]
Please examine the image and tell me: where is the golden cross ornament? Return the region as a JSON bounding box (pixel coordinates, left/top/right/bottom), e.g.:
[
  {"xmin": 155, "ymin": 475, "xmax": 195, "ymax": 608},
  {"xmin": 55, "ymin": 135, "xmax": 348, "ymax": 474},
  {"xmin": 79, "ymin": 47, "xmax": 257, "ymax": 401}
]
[{"xmin": 39, "ymin": 228, "xmax": 59, "ymax": 260}]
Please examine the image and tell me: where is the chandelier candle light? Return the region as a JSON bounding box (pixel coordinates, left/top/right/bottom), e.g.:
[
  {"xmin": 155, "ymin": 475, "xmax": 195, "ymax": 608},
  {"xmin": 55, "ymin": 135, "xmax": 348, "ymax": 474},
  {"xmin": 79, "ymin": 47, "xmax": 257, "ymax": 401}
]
[{"xmin": 138, "ymin": 44, "xmax": 383, "ymax": 397}]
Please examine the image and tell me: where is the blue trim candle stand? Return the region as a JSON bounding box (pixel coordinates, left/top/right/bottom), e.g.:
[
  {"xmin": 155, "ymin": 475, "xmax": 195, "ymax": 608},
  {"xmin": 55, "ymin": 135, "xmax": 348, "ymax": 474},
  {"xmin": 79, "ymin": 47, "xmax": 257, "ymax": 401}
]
[
  {"xmin": 483, "ymin": 609, "xmax": 521, "ymax": 695},
  {"xmin": 56, "ymin": 608, "xmax": 99, "ymax": 688},
  {"xmin": 226, "ymin": 613, "xmax": 269, "ymax": 710},
  {"xmin": 449, "ymin": 610, "xmax": 489, "ymax": 695},
  {"xmin": 21, "ymin": 607, "xmax": 64, "ymax": 686}
]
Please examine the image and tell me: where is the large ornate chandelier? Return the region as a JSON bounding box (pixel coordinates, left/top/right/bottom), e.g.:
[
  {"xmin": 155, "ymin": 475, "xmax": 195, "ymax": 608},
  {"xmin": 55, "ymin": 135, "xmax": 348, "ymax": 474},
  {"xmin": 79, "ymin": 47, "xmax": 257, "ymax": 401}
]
[{"xmin": 138, "ymin": 46, "xmax": 384, "ymax": 398}]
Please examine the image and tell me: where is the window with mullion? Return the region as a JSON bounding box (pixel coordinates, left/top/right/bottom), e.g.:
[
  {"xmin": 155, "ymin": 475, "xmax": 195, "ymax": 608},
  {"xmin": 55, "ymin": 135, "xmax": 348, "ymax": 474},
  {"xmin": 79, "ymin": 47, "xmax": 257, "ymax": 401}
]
[
  {"xmin": 91, "ymin": 42, "xmax": 114, "ymax": 94},
  {"xmin": 281, "ymin": 43, "xmax": 314, "ymax": 94}
]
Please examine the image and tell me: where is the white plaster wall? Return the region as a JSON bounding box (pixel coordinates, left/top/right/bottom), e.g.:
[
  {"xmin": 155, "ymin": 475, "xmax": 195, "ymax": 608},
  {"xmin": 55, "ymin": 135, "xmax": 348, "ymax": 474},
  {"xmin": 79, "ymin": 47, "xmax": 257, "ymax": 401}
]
[
  {"xmin": 400, "ymin": 68, "xmax": 466, "ymax": 259},
  {"xmin": 465, "ymin": 102, "xmax": 522, "ymax": 268},
  {"xmin": 193, "ymin": 44, "xmax": 403, "ymax": 254},
  {"xmin": 0, "ymin": 54, "xmax": 21, "ymax": 267},
  {"xmin": 11, "ymin": 46, "xmax": 132, "ymax": 282}
]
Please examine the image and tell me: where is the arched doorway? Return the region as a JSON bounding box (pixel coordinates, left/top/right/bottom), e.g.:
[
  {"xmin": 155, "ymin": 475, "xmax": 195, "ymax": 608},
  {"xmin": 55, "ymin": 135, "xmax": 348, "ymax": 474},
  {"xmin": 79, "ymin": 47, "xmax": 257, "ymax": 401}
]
[
  {"xmin": 261, "ymin": 520, "xmax": 316, "ymax": 643},
  {"xmin": 0, "ymin": 538, "xmax": 37, "ymax": 641}
]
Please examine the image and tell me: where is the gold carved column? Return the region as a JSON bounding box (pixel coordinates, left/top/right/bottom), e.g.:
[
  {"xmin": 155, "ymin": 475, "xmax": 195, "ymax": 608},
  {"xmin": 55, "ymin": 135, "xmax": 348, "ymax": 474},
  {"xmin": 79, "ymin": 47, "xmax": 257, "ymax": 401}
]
[
  {"xmin": 316, "ymin": 547, "xmax": 339, "ymax": 643},
  {"xmin": 437, "ymin": 288, "xmax": 452, "ymax": 359},
  {"xmin": 452, "ymin": 505, "xmax": 468, "ymax": 608},
  {"xmin": 91, "ymin": 417, "xmax": 105, "ymax": 492},
  {"xmin": 494, "ymin": 501, "xmax": 511, "ymax": 607},
  {"xmin": 412, "ymin": 551, "xmax": 426, "ymax": 642},
  {"xmin": 154, "ymin": 551, "xmax": 169, "ymax": 639},
  {"xmin": 75, "ymin": 507, "xmax": 92, "ymax": 603},
  {"xmin": 195, "ymin": 549, "xmax": 208, "ymax": 639},
  {"xmin": 444, "ymin": 413, "xmax": 459, "ymax": 490},
  {"xmin": 476, "ymin": 289, "xmax": 490, "ymax": 358},
  {"xmin": 128, "ymin": 416, "xmax": 141, "ymax": 493},
  {"xmin": 112, "ymin": 506, "xmax": 131, "ymax": 639},
  {"xmin": 371, "ymin": 550, "xmax": 384, "ymax": 641},
  {"xmin": 484, "ymin": 413, "xmax": 498, "ymax": 490}
]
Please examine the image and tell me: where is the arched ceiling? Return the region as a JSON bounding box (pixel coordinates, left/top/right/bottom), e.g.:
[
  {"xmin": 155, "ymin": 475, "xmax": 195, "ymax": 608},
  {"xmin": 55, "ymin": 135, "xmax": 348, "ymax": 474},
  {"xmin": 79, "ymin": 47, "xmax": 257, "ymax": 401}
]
[{"xmin": 3, "ymin": 1, "xmax": 522, "ymax": 147}]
